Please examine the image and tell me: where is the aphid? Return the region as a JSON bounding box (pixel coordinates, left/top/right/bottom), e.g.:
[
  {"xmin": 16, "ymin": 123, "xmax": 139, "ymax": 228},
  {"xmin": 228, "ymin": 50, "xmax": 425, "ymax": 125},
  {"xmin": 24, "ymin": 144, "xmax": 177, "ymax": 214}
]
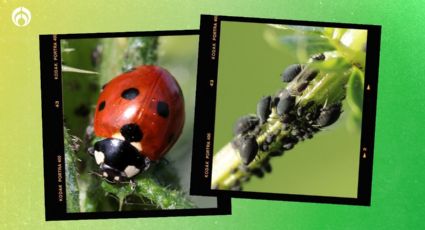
[
  {"xmin": 262, "ymin": 162, "xmax": 272, "ymax": 173},
  {"xmin": 282, "ymin": 136, "xmax": 298, "ymax": 145},
  {"xmin": 276, "ymin": 94, "xmax": 295, "ymax": 116},
  {"xmin": 251, "ymin": 168, "xmax": 264, "ymax": 178},
  {"xmin": 311, "ymin": 53, "xmax": 325, "ymax": 61},
  {"xmin": 239, "ymin": 134, "xmax": 259, "ymax": 165},
  {"xmin": 276, "ymin": 88, "xmax": 290, "ymax": 99},
  {"xmin": 257, "ymin": 96, "xmax": 272, "ymax": 124},
  {"xmin": 281, "ymin": 64, "xmax": 302, "ymax": 82},
  {"xmin": 260, "ymin": 143, "xmax": 269, "ymax": 151},
  {"xmin": 269, "ymin": 150, "xmax": 284, "ymax": 157},
  {"xmin": 296, "ymin": 81, "xmax": 309, "ymax": 93},
  {"xmin": 266, "ymin": 134, "xmax": 275, "ymax": 144},
  {"xmin": 315, "ymin": 103, "xmax": 342, "ymax": 128},
  {"xmin": 281, "ymin": 114, "xmax": 295, "ymax": 124},
  {"xmin": 304, "ymin": 133, "xmax": 313, "ymax": 139},
  {"xmin": 291, "ymin": 128, "xmax": 300, "ymax": 136},
  {"xmin": 233, "ymin": 115, "xmax": 260, "ymax": 136},
  {"xmin": 282, "ymin": 143, "xmax": 294, "ymax": 150},
  {"xmin": 304, "ymin": 69, "xmax": 319, "ymax": 81}
]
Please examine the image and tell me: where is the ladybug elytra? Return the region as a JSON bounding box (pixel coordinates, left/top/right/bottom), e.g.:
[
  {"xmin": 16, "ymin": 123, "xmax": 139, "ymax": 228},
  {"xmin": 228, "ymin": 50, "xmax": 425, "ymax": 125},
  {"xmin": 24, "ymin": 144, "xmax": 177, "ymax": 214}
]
[{"xmin": 89, "ymin": 65, "xmax": 185, "ymax": 182}]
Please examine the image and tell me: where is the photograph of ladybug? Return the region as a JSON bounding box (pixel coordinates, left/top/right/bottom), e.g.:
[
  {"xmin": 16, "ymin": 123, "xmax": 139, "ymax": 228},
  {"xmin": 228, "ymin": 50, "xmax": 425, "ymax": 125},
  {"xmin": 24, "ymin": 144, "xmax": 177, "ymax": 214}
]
[
  {"xmin": 199, "ymin": 16, "xmax": 377, "ymax": 203},
  {"xmin": 60, "ymin": 34, "xmax": 219, "ymax": 213}
]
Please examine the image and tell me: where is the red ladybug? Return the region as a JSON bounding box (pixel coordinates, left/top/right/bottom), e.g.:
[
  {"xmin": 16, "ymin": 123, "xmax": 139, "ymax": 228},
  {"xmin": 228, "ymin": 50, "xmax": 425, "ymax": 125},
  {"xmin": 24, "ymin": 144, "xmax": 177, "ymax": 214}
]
[{"xmin": 89, "ymin": 65, "xmax": 185, "ymax": 182}]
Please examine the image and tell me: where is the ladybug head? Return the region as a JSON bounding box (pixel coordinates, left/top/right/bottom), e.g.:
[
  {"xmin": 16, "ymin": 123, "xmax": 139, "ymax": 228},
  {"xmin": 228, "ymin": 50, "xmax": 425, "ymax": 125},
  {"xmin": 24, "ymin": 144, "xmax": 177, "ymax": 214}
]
[{"xmin": 89, "ymin": 138, "xmax": 149, "ymax": 182}]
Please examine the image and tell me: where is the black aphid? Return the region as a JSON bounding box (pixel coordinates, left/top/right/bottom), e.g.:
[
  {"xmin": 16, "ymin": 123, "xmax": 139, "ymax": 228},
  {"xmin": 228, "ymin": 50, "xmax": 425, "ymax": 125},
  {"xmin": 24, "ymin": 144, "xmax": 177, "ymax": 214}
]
[
  {"xmin": 239, "ymin": 134, "xmax": 259, "ymax": 165},
  {"xmin": 281, "ymin": 114, "xmax": 295, "ymax": 124},
  {"xmin": 233, "ymin": 115, "xmax": 260, "ymax": 136},
  {"xmin": 316, "ymin": 103, "xmax": 342, "ymax": 128},
  {"xmin": 281, "ymin": 64, "xmax": 302, "ymax": 82},
  {"xmin": 251, "ymin": 168, "xmax": 264, "ymax": 178},
  {"xmin": 304, "ymin": 69, "xmax": 319, "ymax": 81},
  {"xmin": 257, "ymin": 96, "xmax": 272, "ymax": 124},
  {"xmin": 296, "ymin": 81, "xmax": 309, "ymax": 93},
  {"xmin": 277, "ymin": 94, "xmax": 296, "ymax": 116},
  {"xmin": 311, "ymin": 53, "xmax": 325, "ymax": 61}
]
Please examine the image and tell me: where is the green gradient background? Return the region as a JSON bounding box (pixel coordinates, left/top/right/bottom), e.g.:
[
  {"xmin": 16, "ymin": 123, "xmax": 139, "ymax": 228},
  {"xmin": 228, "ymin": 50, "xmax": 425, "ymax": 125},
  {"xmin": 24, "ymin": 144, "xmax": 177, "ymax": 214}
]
[
  {"xmin": 213, "ymin": 21, "xmax": 361, "ymax": 197},
  {"xmin": 0, "ymin": 0, "xmax": 424, "ymax": 229}
]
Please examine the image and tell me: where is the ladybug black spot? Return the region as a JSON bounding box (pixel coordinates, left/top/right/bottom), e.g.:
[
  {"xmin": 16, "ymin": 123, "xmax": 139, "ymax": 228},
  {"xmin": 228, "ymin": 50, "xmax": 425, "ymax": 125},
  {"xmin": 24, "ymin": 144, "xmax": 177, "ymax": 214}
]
[
  {"xmin": 120, "ymin": 123, "xmax": 144, "ymax": 142},
  {"xmin": 157, "ymin": 101, "xmax": 169, "ymax": 118},
  {"xmin": 121, "ymin": 88, "xmax": 139, "ymax": 100},
  {"xmin": 102, "ymin": 83, "xmax": 108, "ymax": 90},
  {"xmin": 98, "ymin": 101, "xmax": 106, "ymax": 111}
]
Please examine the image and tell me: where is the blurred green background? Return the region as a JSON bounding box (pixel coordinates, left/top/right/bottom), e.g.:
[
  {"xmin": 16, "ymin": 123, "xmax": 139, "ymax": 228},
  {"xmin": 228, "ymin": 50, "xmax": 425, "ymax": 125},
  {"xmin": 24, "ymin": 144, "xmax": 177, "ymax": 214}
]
[
  {"xmin": 61, "ymin": 35, "xmax": 217, "ymax": 211},
  {"xmin": 213, "ymin": 22, "xmax": 360, "ymax": 197},
  {"xmin": 1, "ymin": 0, "xmax": 425, "ymax": 229}
]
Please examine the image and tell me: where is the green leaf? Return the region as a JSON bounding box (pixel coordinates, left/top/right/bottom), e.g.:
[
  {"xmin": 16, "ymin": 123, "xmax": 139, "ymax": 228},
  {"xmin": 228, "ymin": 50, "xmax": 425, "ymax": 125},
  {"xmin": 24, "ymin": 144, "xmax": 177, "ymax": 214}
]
[{"xmin": 346, "ymin": 66, "xmax": 364, "ymax": 116}]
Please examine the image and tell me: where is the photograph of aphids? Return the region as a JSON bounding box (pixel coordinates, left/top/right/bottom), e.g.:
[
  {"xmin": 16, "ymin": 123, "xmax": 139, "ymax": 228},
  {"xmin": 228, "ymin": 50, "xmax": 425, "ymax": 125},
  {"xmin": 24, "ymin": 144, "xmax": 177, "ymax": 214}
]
[
  {"xmin": 39, "ymin": 31, "xmax": 230, "ymax": 220},
  {"xmin": 192, "ymin": 15, "xmax": 380, "ymax": 205}
]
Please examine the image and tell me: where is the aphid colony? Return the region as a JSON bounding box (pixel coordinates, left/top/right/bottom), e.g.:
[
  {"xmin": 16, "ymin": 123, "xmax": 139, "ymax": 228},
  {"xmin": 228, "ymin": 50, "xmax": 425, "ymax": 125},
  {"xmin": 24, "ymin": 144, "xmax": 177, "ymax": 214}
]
[{"xmin": 228, "ymin": 53, "xmax": 343, "ymax": 190}]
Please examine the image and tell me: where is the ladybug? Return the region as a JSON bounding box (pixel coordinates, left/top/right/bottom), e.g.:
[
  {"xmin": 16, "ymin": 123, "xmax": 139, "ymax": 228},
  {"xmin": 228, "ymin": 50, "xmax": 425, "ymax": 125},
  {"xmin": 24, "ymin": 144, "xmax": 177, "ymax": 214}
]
[{"xmin": 89, "ymin": 65, "xmax": 185, "ymax": 182}]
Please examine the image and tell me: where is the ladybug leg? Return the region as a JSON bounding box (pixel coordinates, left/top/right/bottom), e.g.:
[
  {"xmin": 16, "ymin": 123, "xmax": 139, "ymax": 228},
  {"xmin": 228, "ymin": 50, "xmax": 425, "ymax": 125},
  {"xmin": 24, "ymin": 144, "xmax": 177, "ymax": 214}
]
[{"xmin": 88, "ymin": 171, "xmax": 117, "ymax": 184}]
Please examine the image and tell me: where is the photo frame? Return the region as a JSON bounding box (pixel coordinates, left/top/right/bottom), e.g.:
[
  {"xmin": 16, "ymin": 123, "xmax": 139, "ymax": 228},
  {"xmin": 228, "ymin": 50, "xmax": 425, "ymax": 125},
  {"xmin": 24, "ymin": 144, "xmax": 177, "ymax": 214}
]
[
  {"xmin": 191, "ymin": 15, "xmax": 381, "ymax": 206},
  {"xmin": 39, "ymin": 30, "xmax": 231, "ymax": 220}
]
